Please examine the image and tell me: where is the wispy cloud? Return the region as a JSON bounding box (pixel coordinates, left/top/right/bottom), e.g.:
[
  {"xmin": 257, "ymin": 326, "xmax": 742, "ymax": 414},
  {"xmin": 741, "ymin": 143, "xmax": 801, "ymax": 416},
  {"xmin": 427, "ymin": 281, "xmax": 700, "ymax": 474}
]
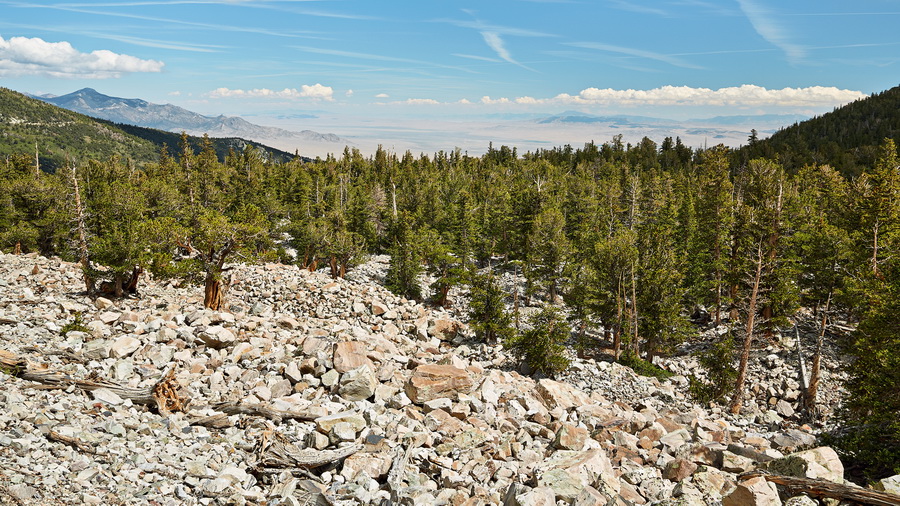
[
  {"xmin": 0, "ymin": 34, "xmax": 163, "ymax": 78},
  {"xmin": 209, "ymin": 84, "xmax": 333, "ymax": 100},
  {"xmin": 438, "ymin": 12, "xmax": 554, "ymax": 71},
  {"xmin": 292, "ymin": 46, "xmax": 477, "ymax": 74},
  {"xmin": 6, "ymin": 2, "xmax": 321, "ymax": 39},
  {"xmin": 480, "ymin": 32, "xmax": 535, "ymax": 71},
  {"xmin": 453, "ymin": 53, "xmax": 502, "ymax": 63},
  {"xmin": 567, "ymin": 41, "xmax": 703, "ymax": 69},
  {"xmin": 607, "ymin": 0, "xmax": 668, "ymax": 17},
  {"xmin": 737, "ymin": 0, "xmax": 805, "ymax": 63},
  {"xmin": 84, "ymin": 32, "xmax": 224, "ymax": 52}
]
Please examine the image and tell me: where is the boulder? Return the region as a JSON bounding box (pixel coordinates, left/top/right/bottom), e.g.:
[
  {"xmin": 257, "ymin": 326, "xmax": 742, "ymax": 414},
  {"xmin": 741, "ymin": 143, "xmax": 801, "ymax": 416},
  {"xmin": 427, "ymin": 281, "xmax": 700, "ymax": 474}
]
[
  {"xmin": 535, "ymin": 449, "xmax": 619, "ymax": 502},
  {"xmin": 405, "ymin": 364, "xmax": 474, "ymax": 403},
  {"xmin": 315, "ymin": 411, "xmax": 366, "ymax": 434},
  {"xmin": 553, "ymin": 424, "xmax": 589, "ymax": 451},
  {"xmin": 662, "ymin": 458, "xmax": 698, "ymax": 482},
  {"xmin": 535, "ymin": 378, "xmax": 590, "ymax": 412},
  {"xmin": 722, "ymin": 476, "xmax": 781, "ymax": 506},
  {"xmin": 333, "ymin": 341, "xmax": 372, "ymax": 373},
  {"xmin": 874, "ymin": 474, "xmax": 900, "ymax": 495},
  {"xmin": 338, "ymin": 365, "xmax": 377, "ymax": 401},
  {"xmin": 196, "ymin": 325, "xmax": 236, "ymax": 349},
  {"xmin": 765, "ymin": 446, "xmax": 843, "ymax": 483},
  {"xmin": 109, "ymin": 336, "xmax": 141, "ymax": 358},
  {"xmin": 428, "ymin": 318, "xmax": 463, "ymax": 341}
]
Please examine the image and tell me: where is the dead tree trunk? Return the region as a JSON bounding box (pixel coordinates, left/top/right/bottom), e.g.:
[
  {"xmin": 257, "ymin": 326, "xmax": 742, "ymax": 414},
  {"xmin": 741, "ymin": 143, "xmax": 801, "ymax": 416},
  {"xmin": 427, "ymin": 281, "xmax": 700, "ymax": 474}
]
[
  {"xmin": 804, "ymin": 293, "xmax": 831, "ymax": 416},
  {"xmin": 203, "ymin": 239, "xmax": 235, "ymax": 310},
  {"xmin": 68, "ymin": 163, "xmax": 94, "ymax": 294},
  {"xmin": 729, "ymin": 242, "xmax": 763, "ymax": 415}
]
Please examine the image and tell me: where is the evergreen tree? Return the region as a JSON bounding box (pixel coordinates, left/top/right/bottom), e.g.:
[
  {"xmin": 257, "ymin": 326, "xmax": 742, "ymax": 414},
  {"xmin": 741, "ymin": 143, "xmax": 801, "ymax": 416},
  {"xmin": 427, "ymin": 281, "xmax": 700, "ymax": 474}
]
[
  {"xmin": 505, "ymin": 304, "xmax": 571, "ymax": 376},
  {"xmin": 468, "ymin": 273, "xmax": 515, "ymax": 343},
  {"xmin": 385, "ymin": 211, "xmax": 423, "ymax": 300}
]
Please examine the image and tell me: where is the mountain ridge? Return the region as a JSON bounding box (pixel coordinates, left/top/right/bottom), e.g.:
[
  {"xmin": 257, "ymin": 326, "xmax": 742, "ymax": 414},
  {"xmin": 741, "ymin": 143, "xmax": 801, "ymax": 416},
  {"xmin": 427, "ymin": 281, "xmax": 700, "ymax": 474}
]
[
  {"xmin": 40, "ymin": 88, "xmax": 345, "ymax": 145},
  {"xmin": 0, "ymin": 87, "xmax": 299, "ymax": 171}
]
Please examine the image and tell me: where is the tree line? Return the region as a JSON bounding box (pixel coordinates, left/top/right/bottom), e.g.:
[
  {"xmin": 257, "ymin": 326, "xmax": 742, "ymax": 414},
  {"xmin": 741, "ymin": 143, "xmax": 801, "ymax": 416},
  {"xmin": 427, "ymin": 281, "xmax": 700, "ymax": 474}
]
[{"xmin": 1, "ymin": 133, "xmax": 897, "ymax": 481}]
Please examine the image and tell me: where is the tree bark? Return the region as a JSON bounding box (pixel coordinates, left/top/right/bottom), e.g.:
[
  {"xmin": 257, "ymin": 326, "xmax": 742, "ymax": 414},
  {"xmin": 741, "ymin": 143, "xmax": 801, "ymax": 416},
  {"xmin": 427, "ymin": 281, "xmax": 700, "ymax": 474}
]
[
  {"xmin": 805, "ymin": 293, "xmax": 831, "ymax": 416},
  {"xmin": 204, "ymin": 274, "xmax": 227, "ymax": 311},
  {"xmin": 255, "ymin": 431, "xmax": 361, "ymax": 470},
  {"xmin": 0, "ymin": 350, "xmax": 186, "ymax": 414},
  {"xmin": 730, "ymin": 242, "xmax": 763, "ymax": 415},
  {"xmin": 68, "ymin": 164, "xmax": 94, "ymax": 294},
  {"xmin": 741, "ymin": 471, "xmax": 900, "ymax": 506}
]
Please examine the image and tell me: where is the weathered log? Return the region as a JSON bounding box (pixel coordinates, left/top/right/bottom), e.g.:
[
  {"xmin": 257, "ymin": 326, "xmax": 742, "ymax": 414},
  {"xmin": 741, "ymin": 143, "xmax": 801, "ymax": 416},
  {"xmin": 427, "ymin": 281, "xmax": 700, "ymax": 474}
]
[
  {"xmin": 188, "ymin": 413, "xmax": 233, "ymax": 429},
  {"xmin": 741, "ymin": 471, "xmax": 900, "ymax": 506},
  {"xmin": 211, "ymin": 401, "xmax": 320, "ymax": 424},
  {"xmin": 0, "ymin": 350, "xmax": 187, "ymax": 414},
  {"xmin": 47, "ymin": 430, "xmax": 97, "ymax": 455},
  {"xmin": 256, "ymin": 430, "xmax": 361, "ymax": 470}
]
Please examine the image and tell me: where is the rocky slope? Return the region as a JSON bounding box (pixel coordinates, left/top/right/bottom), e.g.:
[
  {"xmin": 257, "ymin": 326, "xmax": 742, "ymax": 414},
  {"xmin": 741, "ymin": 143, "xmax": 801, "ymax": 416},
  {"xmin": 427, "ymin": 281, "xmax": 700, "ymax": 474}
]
[{"xmin": 0, "ymin": 252, "xmax": 896, "ymax": 505}]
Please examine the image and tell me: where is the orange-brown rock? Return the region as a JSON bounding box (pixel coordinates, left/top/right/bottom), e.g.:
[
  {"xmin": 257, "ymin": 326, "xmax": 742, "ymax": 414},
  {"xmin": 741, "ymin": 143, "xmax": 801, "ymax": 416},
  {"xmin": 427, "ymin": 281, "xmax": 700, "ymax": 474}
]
[{"xmin": 405, "ymin": 364, "xmax": 475, "ymax": 404}]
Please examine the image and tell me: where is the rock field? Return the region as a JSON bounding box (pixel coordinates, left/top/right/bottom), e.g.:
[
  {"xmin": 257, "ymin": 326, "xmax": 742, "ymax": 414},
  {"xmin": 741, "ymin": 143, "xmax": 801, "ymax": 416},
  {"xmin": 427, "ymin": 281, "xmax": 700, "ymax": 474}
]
[{"xmin": 0, "ymin": 252, "xmax": 897, "ymax": 505}]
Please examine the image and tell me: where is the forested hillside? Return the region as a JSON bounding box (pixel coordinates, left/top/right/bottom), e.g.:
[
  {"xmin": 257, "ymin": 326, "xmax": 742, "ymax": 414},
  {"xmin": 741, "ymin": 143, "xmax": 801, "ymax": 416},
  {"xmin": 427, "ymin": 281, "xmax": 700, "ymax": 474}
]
[
  {"xmin": 2, "ymin": 90, "xmax": 900, "ymax": 481},
  {"xmin": 0, "ymin": 88, "xmax": 297, "ymax": 172},
  {"xmin": 740, "ymin": 85, "xmax": 900, "ymax": 176}
]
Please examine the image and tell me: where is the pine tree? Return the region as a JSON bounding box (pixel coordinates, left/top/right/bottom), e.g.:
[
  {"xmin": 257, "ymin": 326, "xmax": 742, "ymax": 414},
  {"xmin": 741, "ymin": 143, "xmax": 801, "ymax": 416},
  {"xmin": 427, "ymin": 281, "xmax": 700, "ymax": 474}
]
[
  {"xmin": 468, "ymin": 273, "xmax": 515, "ymax": 344},
  {"xmin": 385, "ymin": 211, "xmax": 423, "ymax": 300},
  {"xmin": 505, "ymin": 304, "xmax": 571, "ymax": 376}
]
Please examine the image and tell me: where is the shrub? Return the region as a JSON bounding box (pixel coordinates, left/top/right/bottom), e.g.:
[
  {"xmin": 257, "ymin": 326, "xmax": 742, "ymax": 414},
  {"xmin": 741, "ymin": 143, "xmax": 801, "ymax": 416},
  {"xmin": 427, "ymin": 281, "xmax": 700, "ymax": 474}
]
[
  {"xmin": 468, "ymin": 273, "xmax": 515, "ymax": 343},
  {"xmin": 618, "ymin": 349, "xmax": 674, "ymax": 381},
  {"xmin": 688, "ymin": 331, "xmax": 737, "ymax": 404},
  {"xmin": 505, "ymin": 305, "xmax": 570, "ymax": 376}
]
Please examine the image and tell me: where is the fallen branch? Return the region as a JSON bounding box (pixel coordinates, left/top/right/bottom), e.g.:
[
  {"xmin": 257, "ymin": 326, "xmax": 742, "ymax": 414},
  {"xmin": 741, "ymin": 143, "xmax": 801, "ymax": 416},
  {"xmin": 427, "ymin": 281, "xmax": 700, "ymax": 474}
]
[
  {"xmin": 211, "ymin": 401, "xmax": 321, "ymax": 424},
  {"xmin": 189, "ymin": 413, "xmax": 233, "ymax": 429},
  {"xmin": 255, "ymin": 430, "xmax": 361, "ymax": 470},
  {"xmin": 46, "ymin": 430, "xmax": 97, "ymax": 455},
  {"xmin": 741, "ymin": 471, "xmax": 900, "ymax": 506},
  {"xmin": 0, "ymin": 350, "xmax": 187, "ymax": 415}
]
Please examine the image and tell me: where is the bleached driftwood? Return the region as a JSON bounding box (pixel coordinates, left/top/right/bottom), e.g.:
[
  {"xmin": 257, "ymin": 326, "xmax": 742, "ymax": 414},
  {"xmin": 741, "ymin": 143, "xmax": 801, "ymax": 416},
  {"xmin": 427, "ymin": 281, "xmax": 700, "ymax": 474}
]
[{"xmin": 0, "ymin": 349, "xmax": 187, "ymax": 414}]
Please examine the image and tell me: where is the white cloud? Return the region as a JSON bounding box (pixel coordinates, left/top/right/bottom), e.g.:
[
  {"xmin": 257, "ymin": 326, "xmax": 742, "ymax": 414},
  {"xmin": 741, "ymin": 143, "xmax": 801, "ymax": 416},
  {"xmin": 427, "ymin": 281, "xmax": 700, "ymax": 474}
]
[
  {"xmin": 345, "ymin": 89, "xmax": 354, "ymax": 97},
  {"xmin": 0, "ymin": 35, "xmax": 163, "ymax": 78},
  {"xmin": 396, "ymin": 85, "xmax": 862, "ymax": 109},
  {"xmin": 208, "ymin": 83, "xmax": 334, "ymax": 100},
  {"xmin": 556, "ymin": 85, "xmax": 864, "ymax": 107},
  {"xmin": 168, "ymin": 90, "xmax": 181, "ymax": 96},
  {"xmin": 375, "ymin": 93, "xmax": 389, "ymax": 98},
  {"xmin": 402, "ymin": 98, "xmax": 440, "ymax": 105}
]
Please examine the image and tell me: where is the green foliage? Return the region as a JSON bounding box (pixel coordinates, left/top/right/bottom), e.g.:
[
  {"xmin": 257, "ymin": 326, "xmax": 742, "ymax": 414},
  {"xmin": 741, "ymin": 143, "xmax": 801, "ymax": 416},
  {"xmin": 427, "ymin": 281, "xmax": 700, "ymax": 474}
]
[
  {"xmin": 741, "ymin": 85, "xmax": 900, "ymax": 177},
  {"xmin": 688, "ymin": 332, "xmax": 738, "ymax": 405},
  {"xmin": 60, "ymin": 312, "xmax": 91, "ymax": 336},
  {"xmin": 505, "ymin": 305, "xmax": 571, "ymax": 376},
  {"xmin": 385, "ymin": 212, "xmax": 423, "ymax": 300},
  {"xmin": 617, "ymin": 350, "xmax": 674, "ymax": 381},
  {"xmin": 828, "ymin": 260, "xmax": 900, "ymax": 482},
  {"xmin": 468, "ymin": 273, "xmax": 515, "ymax": 344}
]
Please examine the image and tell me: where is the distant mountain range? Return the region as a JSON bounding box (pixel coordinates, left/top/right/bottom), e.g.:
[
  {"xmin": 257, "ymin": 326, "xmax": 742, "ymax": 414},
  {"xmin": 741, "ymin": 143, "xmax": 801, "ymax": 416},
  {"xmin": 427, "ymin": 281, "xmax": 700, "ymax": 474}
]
[
  {"xmin": 0, "ymin": 87, "xmax": 298, "ymax": 172},
  {"xmin": 536, "ymin": 110, "xmax": 809, "ymax": 128},
  {"xmin": 36, "ymin": 88, "xmax": 345, "ymax": 145}
]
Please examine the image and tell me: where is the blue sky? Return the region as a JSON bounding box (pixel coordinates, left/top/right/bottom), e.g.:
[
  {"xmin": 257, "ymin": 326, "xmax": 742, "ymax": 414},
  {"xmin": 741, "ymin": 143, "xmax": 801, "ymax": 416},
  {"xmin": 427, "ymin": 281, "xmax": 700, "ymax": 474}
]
[{"xmin": 1, "ymin": 0, "xmax": 898, "ymax": 153}]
